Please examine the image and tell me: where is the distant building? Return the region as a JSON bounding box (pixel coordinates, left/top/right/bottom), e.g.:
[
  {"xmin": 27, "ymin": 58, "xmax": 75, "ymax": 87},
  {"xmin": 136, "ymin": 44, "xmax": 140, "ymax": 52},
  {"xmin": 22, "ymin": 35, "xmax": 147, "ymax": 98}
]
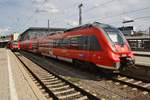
[
  {"xmin": 0, "ymin": 34, "xmax": 13, "ymax": 42},
  {"xmin": 19, "ymin": 27, "xmax": 66, "ymax": 40},
  {"xmin": 0, "ymin": 34, "xmax": 13, "ymax": 47},
  {"xmin": 118, "ymin": 26, "xmax": 134, "ymax": 36}
]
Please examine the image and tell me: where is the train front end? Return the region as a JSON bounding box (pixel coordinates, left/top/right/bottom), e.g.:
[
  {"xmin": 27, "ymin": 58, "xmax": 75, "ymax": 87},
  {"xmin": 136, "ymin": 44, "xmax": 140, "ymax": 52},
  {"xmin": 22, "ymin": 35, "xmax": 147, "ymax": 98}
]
[{"xmin": 95, "ymin": 22, "xmax": 135, "ymax": 72}]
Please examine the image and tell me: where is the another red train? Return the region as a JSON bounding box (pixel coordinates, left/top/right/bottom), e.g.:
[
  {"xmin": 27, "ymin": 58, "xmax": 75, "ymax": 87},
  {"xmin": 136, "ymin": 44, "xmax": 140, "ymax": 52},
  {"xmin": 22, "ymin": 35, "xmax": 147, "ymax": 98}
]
[
  {"xmin": 7, "ymin": 40, "xmax": 20, "ymax": 51},
  {"xmin": 19, "ymin": 22, "xmax": 135, "ymax": 73}
]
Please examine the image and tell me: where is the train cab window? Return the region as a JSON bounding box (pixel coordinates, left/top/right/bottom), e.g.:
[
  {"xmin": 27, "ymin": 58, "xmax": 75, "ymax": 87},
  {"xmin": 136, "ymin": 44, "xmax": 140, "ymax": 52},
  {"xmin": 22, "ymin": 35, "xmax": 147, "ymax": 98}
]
[{"xmin": 97, "ymin": 23, "xmax": 125, "ymax": 45}]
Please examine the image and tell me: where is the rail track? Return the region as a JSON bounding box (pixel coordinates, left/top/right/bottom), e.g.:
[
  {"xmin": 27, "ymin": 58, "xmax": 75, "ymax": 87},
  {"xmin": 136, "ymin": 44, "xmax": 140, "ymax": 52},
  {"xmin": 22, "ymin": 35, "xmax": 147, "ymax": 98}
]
[
  {"xmin": 14, "ymin": 52, "xmax": 100, "ymax": 100},
  {"xmin": 16, "ymin": 51, "xmax": 150, "ymax": 99},
  {"xmin": 112, "ymin": 73, "xmax": 150, "ymax": 93}
]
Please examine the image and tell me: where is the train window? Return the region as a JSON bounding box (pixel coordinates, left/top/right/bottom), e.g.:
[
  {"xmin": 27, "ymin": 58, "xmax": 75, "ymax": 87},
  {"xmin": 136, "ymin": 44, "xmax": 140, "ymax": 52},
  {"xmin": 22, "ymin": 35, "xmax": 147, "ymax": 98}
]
[
  {"xmin": 48, "ymin": 40, "xmax": 53, "ymax": 47},
  {"xmin": 54, "ymin": 39, "xmax": 63, "ymax": 48},
  {"xmin": 52, "ymin": 35, "xmax": 101, "ymax": 51},
  {"xmin": 78, "ymin": 36, "xmax": 88, "ymax": 50},
  {"xmin": 53, "ymin": 40, "xmax": 57, "ymax": 48},
  {"xmin": 23, "ymin": 33, "xmax": 30, "ymax": 40},
  {"xmin": 61, "ymin": 39, "xmax": 70, "ymax": 49},
  {"xmin": 69, "ymin": 35, "xmax": 101, "ymax": 51},
  {"xmin": 88, "ymin": 35, "xmax": 101, "ymax": 51},
  {"xmin": 20, "ymin": 34, "xmax": 26, "ymax": 41},
  {"xmin": 70, "ymin": 37, "xmax": 80, "ymax": 49},
  {"xmin": 69, "ymin": 36, "xmax": 88, "ymax": 50},
  {"xmin": 55, "ymin": 39, "xmax": 61, "ymax": 48},
  {"xmin": 28, "ymin": 32, "xmax": 33, "ymax": 40},
  {"xmin": 30, "ymin": 33, "xmax": 37, "ymax": 39}
]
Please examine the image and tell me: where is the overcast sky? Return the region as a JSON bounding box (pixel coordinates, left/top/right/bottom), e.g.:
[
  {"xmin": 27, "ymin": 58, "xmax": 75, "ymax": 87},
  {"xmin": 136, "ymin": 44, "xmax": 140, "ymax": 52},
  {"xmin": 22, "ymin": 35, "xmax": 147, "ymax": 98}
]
[{"xmin": 0, "ymin": 0, "xmax": 150, "ymax": 35}]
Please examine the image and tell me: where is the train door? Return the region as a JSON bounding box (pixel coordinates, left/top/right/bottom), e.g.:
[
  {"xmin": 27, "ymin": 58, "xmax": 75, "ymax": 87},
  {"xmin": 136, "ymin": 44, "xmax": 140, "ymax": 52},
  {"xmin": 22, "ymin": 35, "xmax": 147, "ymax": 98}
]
[{"xmin": 87, "ymin": 35, "xmax": 102, "ymax": 64}]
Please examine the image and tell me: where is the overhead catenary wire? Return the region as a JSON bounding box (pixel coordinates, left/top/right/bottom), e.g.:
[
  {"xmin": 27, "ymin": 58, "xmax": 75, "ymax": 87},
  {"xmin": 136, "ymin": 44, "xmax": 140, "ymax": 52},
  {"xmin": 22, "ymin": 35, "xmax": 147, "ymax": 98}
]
[
  {"xmin": 17, "ymin": 0, "xmax": 85, "ymax": 33},
  {"xmin": 50, "ymin": 5, "xmax": 150, "ymax": 28},
  {"xmin": 51, "ymin": 2, "xmax": 150, "ymax": 27},
  {"xmin": 51, "ymin": 0, "xmax": 117, "ymax": 25},
  {"xmin": 16, "ymin": 0, "xmax": 128, "ymax": 31},
  {"xmin": 86, "ymin": 5, "xmax": 150, "ymax": 23},
  {"xmin": 16, "ymin": 0, "xmax": 150, "ymax": 33},
  {"xmin": 109, "ymin": 15, "xmax": 150, "ymax": 25},
  {"xmin": 83, "ymin": 0, "xmax": 117, "ymax": 13},
  {"xmin": 17, "ymin": 0, "xmax": 48, "ymax": 33}
]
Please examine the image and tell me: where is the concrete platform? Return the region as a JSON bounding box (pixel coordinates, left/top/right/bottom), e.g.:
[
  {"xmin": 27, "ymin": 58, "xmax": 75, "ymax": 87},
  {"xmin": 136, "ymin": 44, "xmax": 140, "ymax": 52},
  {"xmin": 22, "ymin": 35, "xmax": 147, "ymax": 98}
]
[
  {"xmin": 0, "ymin": 48, "xmax": 46, "ymax": 100},
  {"xmin": 133, "ymin": 51, "xmax": 150, "ymax": 66},
  {"xmin": 135, "ymin": 56, "xmax": 150, "ymax": 67},
  {"xmin": 134, "ymin": 51, "xmax": 150, "ymax": 57}
]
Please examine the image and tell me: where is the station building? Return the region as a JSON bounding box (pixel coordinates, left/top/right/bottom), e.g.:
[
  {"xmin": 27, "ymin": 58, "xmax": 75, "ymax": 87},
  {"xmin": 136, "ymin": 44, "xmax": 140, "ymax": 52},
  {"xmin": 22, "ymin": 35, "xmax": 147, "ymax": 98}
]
[
  {"xmin": 19, "ymin": 27, "xmax": 66, "ymax": 40},
  {"xmin": 118, "ymin": 26, "xmax": 134, "ymax": 36}
]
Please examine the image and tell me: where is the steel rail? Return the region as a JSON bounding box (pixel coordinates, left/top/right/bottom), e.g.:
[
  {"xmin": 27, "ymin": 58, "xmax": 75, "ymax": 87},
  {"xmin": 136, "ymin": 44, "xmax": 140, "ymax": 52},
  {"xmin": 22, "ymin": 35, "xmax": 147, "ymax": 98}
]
[{"xmin": 15, "ymin": 52, "xmax": 100, "ymax": 100}]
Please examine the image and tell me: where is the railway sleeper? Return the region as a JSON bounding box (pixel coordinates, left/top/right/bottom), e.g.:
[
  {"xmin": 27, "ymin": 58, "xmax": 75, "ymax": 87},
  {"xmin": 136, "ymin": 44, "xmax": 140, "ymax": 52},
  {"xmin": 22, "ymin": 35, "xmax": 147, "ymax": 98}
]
[
  {"xmin": 46, "ymin": 82, "xmax": 65, "ymax": 87},
  {"xmin": 43, "ymin": 80, "xmax": 62, "ymax": 84},
  {"xmin": 142, "ymin": 83, "xmax": 150, "ymax": 88},
  {"xmin": 57, "ymin": 90, "xmax": 79, "ymax": 96},
  {"xmin": 37, "ymin": 71, "xmax": 49, "ymax": 75},
  {"xmin": 57, "ymin": 92, "xmax": 81, "ymax": 100},
  {"xmin": 133, "ymin": 81, "xmax": 142, "ymax": 85},
  {"xmin": 43, "ymin": 78, "xmax": 58, "ymax": 82},
  {"xmin": 39, "ymin": 76, "xmax": 55, "ymax": 80},
  {"xmin": 60, "ymin": 94, "xmax": 86, "ymax": 100},
  {"xmin": 35, "ymin": 71, "xmax": 48, "ymax": 74},
  {"xmin": 50, "ymin": 85, "xmax": 70, "ymax": 91},
  {"xmin": 125, "ymin": 79, "xmax": 134, "ymax": 82},
  {"xmin": 39, "ymin": 74, "xmax": 53, "ymax": 77},
  {"xmin": 117, "ymin": 76, "xmax": 127, "ymax": 80},
  {"xmin": 53, "ymin": 88, "xmax": 75, "ymax": 95},
  {"xmin": 74, "ymin": 96, "xmax": 88, "ymax": 100}
]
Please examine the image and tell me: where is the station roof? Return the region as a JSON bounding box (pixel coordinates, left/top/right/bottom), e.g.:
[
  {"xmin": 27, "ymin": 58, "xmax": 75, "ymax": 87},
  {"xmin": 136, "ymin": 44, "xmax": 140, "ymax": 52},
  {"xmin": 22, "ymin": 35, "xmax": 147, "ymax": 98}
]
[{"xmin": 21, "ymin": 27, "xmax": 66, "ymax": 35}]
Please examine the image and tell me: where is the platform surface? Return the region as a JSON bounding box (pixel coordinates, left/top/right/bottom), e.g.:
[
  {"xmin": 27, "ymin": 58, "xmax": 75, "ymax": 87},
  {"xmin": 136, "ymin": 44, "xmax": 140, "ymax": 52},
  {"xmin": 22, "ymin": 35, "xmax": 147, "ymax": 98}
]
[
  {"xmin": 0, "ymin": 48, "xmax": 38, "ymax": 100},
  {"xmin": 134, "ymin": 51, "xmax": 150, "ymax": 66},
  {"xmin": 134, "ymin": 51, "xmax": 150, "ymax": 56},
  {"xmin": 135, "ymin": 56, "xmax": 150, "ymax": 66}
]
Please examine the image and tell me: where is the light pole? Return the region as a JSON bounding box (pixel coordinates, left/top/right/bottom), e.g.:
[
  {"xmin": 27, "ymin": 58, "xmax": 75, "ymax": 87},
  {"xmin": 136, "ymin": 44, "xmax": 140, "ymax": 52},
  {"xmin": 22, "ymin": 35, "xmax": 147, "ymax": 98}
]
[
  {"xmin": 78, "ymin": 3, "xmax": 83, "ymax": 25},
  {"xmin": 149, "ymin": 27, "xmax": 150, "ymax": 36},
  {"xmin": 48, "ymin": 19, "xmax": 50, "ymax": 34}
]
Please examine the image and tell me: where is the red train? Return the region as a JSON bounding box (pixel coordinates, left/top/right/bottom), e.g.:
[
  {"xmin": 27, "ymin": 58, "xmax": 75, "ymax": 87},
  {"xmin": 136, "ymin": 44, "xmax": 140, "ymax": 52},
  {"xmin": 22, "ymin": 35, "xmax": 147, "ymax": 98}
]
[
  {"xmin": 7, "ymin": 40, "xmax": 20, "ymax": 51},
  {"xmin": 19, "ymin": 22, "xmax": 135, "ymax": 73}
]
